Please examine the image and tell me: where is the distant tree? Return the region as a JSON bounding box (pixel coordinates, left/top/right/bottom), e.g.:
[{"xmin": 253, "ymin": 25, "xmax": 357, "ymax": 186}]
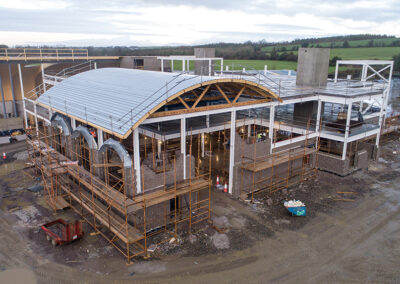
[
  {"xmin": 342, "ymin": 40, "xmax": 350, "ymax": 48},
  {"xmin": 368, "ymin": 40, "xmax": 374, "ymax": 47},
  {"xmin": 0, "ymin": 44, "xmax": 7, "ymax": 48},
  {"xmin": 329, "ymin": 56, "xmax": 342, "ymax": 66},
  {"xmin": 301, "ymin": 42, "xmax": 309, "ymax": 48}
]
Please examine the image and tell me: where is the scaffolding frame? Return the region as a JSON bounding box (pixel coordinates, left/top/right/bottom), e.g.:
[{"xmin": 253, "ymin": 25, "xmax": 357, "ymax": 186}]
[{"xmin": 26, "ymin": 117, "xmax": 212, "ymax": 263}]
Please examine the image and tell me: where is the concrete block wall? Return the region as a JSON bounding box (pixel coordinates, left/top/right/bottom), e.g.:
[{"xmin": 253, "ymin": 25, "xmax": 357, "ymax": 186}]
[
  {"xmin": 142, "ymin": 152, "xmax": 196, "ymax": 192},
  {"xmin": 317, "ymin": 152, "xmax": 352, "ymax": 176},
  {"xmin": 0, "ymin": 117, "xmax": 23, "ymax": 130}
]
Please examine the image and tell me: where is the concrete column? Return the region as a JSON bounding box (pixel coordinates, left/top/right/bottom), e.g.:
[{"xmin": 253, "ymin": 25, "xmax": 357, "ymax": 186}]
[
  {"xmin": 0, "ymin": 75, "xmax": 6, "ymax": 118},
  {"xmin": 181, "ymin": 118, "xmax": 186, "ymax": 179},
  {"xmin": 228, "ymin": 110, "xmax": 236, "ymax": 194},
  {"xmin": 133, "ymin": 128, "xmax": 141, "ymax": 194},
  {"xmin": 201, "ymin": 133, "xmax": 205, "ymax": 158},
  {"xmin": 269, "ymin": 105, "xmax": 275, "ymax": 154},
  {"xmin": 8, "ymin": 65, "xmax": 17, "ymax": 117},
  {"xmin": 18, "ymin": 64, "xmax": 28, "ymax": 128},
  {"xmin": 97, "ymin": 129, "xmax": 103, "ymax": 149},
  {"xmin": 342, "ymin": 102, "xmax": 352, "ymax": 160}
]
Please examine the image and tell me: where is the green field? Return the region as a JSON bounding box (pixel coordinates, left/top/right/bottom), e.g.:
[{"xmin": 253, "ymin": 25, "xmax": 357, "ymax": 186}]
[
  {"xmin": 172, "ymin": 59, "xmax": 297, "ymax": 71},
  {"xmin": 330, "ymin": 47, "xmax": 400, "ymax": 60},
  {"xmin": 261, "ymin": 38, "xmax": 400, "ymax": 52},
  {"xmin": 223, "ymin": 59, "xmax": 297, "ymax": 70}
]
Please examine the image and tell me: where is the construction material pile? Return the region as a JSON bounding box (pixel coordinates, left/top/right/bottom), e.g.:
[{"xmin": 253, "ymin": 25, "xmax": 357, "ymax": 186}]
[{"xmin": 284, "ymin": 200, "xmax": 305, "ymax": 208}]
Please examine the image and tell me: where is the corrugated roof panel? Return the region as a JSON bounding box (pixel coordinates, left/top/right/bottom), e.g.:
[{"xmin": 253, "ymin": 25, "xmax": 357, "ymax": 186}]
[{"xmin": 37, "ymin": 68, "xmax": 217, "ymax": 136}]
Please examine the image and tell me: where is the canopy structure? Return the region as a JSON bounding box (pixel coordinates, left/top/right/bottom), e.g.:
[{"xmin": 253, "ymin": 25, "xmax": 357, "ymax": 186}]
[{"xmin": 37, "ymin": 68, "xmax": 281, "ymax": 138}]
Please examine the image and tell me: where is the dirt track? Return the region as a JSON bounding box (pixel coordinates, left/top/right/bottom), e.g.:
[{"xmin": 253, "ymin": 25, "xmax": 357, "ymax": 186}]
[{"xmin": 0, "ymin": 134, "xmax": 400, "ymax": 283}]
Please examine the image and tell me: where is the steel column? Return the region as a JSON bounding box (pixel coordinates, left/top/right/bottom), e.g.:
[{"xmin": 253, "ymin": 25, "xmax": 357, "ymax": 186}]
[
  {"xmin": 228, "ymin": 110, "xmax": 236, "ymax": 194},
  {"xmin": 0, "ymin": 75, "xmax": 6, "ymax": 118},
  {"xmin": 133, "ymin": 128, "xmax": 141, "ymax": 194},
  {"xmin": 342, "ymin": 102, "xmax": 352, "ymax": 160},
  {"xmin": 181, "ymin": 117, "xmax": 186, "ymax": 179}
]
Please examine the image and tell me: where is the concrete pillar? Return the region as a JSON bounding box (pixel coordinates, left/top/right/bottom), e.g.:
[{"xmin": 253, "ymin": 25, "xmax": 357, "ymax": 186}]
[
  {"xmin": 0, "ymin": 75, "xmax": 6, "ymax": 118},
  {"xmin": 133, "ymin": 128, "xmax": 141, "ymax": 194},
  {"xmin": 181, "ymin": 118, "xmax": 186, "ymax": 179},
  {"xmin": 342, "ymin": 102, "xmax": 352, "ymax": 160},
  {"xmin": 228, "ymin": 110, "xmax": 236, "ymax": 194},
  {"xmin": 18, "ymin": 64, "xmax": 28, "ymax": 128},
  {"xmin": 8, "ymin": 65, "xmax": 17, "ymax": 117}
]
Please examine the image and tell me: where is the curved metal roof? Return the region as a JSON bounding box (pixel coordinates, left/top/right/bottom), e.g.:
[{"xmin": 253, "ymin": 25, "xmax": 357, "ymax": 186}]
[{"xmin": 37, "ymin": 68, "xmax": 280, "ymax": 138}]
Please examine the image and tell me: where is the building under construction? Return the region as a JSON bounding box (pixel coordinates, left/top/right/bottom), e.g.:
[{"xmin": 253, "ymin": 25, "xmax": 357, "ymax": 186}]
[{"xmin": 0, "ymin": 47, "xmax": 396, "ymax": 262}]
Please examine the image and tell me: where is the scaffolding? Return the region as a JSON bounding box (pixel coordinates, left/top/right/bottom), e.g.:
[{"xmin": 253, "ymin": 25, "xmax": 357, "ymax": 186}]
[
  {"xmin": 239, "ymin": 117, "xmax": 320, "ymax": 200},
  {"xmin": 26, "ymin": 119, "xmax": 212, "ymax": 263}
]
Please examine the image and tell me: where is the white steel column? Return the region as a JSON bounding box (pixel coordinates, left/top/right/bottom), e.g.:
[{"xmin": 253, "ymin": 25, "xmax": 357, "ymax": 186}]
[
  {"xmin": 269, "ymin": 105, "xmax": 275, "ymax": 154},
  {"xmin": 18, "ymin": 64, "xmax": 28, "ymax": 128},
  {"xmin": 220, "ymin": 59, "xmax": 223, "ymax": 73},
  {"xmin": 208, "ymin": 59, "xmax": 211, "ymax": 76},
  {"xmin": 71, "ymin": 118, "xmax": 76, "ymax": 130},
  {"xmin": 133, "ymin": 128, "xmax": 142, "ymax": 194},
  {"xmin": 33, "ymin": 102, "xmax": 39, "ymax": 136},
  {"xmin": 315, "ymin": 100, "xmax": 322, "ymax": 148},
  {"xmin": 94, "ymin": 62, "xmax": 97, "ymax": 69},
  {"xmin": 228, "ymin": 110, "xmax": 236, "ymax": 194},
  {"xmin": 97, "ymin": 129, "xmax": 103, "ymax": 148},
  {"xmin": 342, "ymin": 102, "xmax": 352, "ymax": 160},
  {"xmin": 182, "ymin": 60, "xmax": 185, "ymax": 72},
  {"xmin": 41, "ymin": 64, "xmax": 46, "ymax": 92},
  {"xmin": 187, "ymin": 60, "xmax": 189, "ymax": 71},
  {"xmin": 181, "ymin": 117, "xmax": 186, "ymax": 179},
  {"xmin": 201, "ymin": 133, "xmax": 205, "ymax": 158},
  {"xmin": 171, "ymin": 59, "xmax": 174, "ymax": 72},
  {"xmin": 161, "ymin": 59, "xmax": 164, "ymax": 72},
  {"xmin": 157, "ymin": 140, "xmax": 162, "ymax": 158},
  {"xmin": 334, "ymin": 61, "xmax": 339, "ymax": 83},
  {"xmin": 247, "ymin": 124, "xmax": 251, "ymax": 138}
]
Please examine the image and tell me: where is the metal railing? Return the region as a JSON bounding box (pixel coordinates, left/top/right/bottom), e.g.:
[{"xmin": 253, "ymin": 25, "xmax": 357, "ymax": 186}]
[{"xmin": 0, "ymin": 48, "xmax": 89, "ymax": 61}]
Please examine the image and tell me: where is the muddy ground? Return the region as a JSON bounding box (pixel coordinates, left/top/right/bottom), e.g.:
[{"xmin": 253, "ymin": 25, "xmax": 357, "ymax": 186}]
[{"xmin": 0, "ymin": 132, "xmax": 400, "ymax": 283}]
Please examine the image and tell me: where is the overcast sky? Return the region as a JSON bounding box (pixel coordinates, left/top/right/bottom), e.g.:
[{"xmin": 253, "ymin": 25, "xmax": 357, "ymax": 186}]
[{"xmin": 0, "ymin": 0, "xmax": 399, "ymax": 46}]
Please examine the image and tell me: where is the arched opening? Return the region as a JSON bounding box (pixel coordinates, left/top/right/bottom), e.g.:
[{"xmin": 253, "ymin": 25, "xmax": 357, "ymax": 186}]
[
  {"xmin": 71, "ymin": 126, "xmax": 98, "ymax": 173},
  {"xmin": 99, "ymin": 139, "xmax": 133, "ymax": 194}
]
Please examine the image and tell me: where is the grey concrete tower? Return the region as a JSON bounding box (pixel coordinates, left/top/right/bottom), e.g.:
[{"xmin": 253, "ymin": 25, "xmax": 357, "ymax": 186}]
[
  {"xmin": 194, "ymin": 48, "xmax": 215, "ymax": 76},
  {"xmin": 296, "ymin": 48, "xmax": 330, "ymax": 87}
]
